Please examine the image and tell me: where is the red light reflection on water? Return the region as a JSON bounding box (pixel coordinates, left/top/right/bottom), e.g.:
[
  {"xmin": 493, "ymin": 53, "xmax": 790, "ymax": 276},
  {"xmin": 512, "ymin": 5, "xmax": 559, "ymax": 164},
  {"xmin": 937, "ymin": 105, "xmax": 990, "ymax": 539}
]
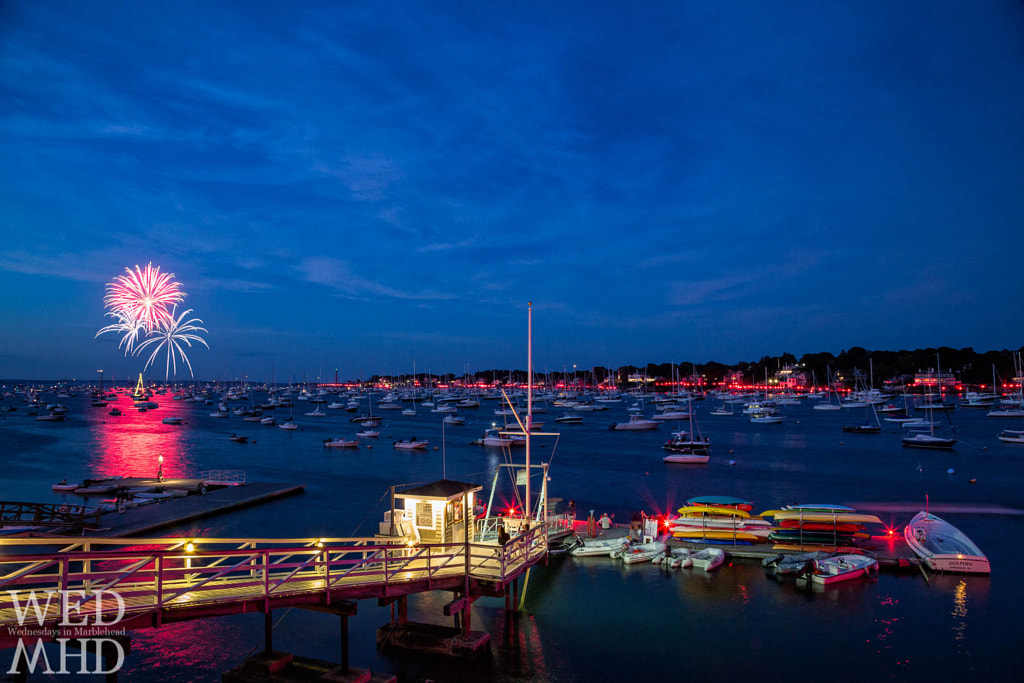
[
  {"xmin": 127, "ymin": 618, "xmax": 250, "ymax": 681},
  {"xmin": 88, "ymin": 398, "xmax": 194, "ymax": 477}
]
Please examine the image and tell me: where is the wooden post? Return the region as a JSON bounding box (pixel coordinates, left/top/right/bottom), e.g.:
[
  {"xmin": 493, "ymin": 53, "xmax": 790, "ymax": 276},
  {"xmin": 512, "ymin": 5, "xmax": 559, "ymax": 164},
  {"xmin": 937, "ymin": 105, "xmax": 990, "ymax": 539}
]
[
  {"xmin": 264, "ymin": 610, "xmax": 273, "ymax": 653},
  {"xmin": 462, "ymin": 491, "xmax": 471, "ymax": 637},
  {"xmin": 340, "ymin": 614, "xmax": 349, "ymax": 673},
  {"xmin": 397, "ymin": 595, "xmax": 407, "ymax": 625}
]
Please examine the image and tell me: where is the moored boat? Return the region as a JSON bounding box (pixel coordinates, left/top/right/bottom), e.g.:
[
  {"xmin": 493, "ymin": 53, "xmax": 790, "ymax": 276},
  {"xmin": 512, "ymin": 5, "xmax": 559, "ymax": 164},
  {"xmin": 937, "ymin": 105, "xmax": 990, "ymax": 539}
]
[
  {"xmin": 801, "ymin": 554, "xmax": 878, "ymax": 584},
  {"xmin": 690, "ymin": 547, "xmax": 726, "ymax": 571},
  {"xmin": 610, "ymin": 415, "xmax": 659, "ymax": 430},
  {"xmin": 904, "ymin": 511, "xmax": 990, "ymax": 574},
  {"xmin": 394, "ymin": 438, "xmax": 429, "ymax": 450},
  {"xmin": 569, "ymin": 534, "xmax": 630, "ymax": 557},
  {"xmin": 998, "ymin": 429, "xmax": 1024, "ymax": 443},
  {"xmin": 323, "ymin": 437, "xmax": 359, "ymax": 448}
]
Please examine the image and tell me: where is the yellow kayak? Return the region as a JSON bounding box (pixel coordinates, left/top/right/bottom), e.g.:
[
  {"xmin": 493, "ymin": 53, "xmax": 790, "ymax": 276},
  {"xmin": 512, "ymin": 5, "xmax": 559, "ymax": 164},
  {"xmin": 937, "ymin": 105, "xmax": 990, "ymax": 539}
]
[
  {"xmin": 673, "ymin": 530, "xmax": 762, "ymax": 541},
  {"xmin": 771, "ymin": 511, "xmax": 883, "ymax": 525},
  {"xmin": 676, "ymin": 505, "xmax": 755, "ymax": 519}
]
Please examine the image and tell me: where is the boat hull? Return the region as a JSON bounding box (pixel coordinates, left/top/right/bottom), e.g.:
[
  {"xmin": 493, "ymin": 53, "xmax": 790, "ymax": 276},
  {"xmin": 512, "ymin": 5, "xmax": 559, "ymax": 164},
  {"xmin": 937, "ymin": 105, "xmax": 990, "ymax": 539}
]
[{"xmin": 904, "ymin": 511, "xmax": 990, "ymax": 574}]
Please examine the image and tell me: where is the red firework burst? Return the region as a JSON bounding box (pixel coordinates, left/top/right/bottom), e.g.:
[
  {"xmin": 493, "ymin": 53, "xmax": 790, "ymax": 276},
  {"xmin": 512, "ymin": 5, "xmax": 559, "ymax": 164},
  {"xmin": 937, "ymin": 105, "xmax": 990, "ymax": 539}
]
[{"xmin": 103, "ymin": 262, "xmax": 184, "ymax": 332}]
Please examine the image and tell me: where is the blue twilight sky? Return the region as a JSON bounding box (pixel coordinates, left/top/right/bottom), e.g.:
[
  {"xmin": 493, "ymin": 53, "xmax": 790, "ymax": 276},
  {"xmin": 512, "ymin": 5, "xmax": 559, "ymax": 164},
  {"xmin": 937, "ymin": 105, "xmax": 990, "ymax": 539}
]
[{"xmin": 2, "ymin": 1, "xmax": 1023, "ymax": 382}]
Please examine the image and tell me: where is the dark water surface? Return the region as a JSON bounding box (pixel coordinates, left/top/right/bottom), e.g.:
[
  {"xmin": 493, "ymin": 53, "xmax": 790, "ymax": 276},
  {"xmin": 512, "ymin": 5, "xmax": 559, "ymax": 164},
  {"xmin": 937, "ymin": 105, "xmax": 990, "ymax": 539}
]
[{"xmin": 2, "ymin": 392, "xmax": 1022, "ymax": 681}]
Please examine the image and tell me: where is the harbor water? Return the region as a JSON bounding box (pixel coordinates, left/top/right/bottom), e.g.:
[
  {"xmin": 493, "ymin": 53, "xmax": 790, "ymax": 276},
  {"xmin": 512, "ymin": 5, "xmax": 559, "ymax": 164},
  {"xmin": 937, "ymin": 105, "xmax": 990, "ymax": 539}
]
[{"xmin": 2, "ymin": 392, "xmax": 1023, "ymax": 681}]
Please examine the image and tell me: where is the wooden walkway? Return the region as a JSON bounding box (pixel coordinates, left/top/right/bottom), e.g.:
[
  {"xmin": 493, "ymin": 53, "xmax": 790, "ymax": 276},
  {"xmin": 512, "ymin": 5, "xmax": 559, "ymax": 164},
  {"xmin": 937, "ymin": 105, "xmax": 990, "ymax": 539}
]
[{"xmin": 0, "ymin": 526, "xmax": 550, "ymax": 650}]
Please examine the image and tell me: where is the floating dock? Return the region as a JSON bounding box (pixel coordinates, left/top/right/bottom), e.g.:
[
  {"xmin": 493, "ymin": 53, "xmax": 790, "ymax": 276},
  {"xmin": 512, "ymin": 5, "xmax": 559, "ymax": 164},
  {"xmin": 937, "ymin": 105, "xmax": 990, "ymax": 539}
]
[
  {"xmin": 572, "ymin": 523, "xmax": 921, "ymax": 569},
  {"xmin": 38, "ymin": 481, "xmax": 306, "ymax": 538}
]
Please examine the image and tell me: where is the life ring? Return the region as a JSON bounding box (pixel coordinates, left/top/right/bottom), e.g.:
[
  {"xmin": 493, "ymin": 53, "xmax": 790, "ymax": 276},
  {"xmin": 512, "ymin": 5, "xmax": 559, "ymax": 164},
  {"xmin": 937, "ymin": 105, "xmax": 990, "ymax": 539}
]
[
  {"xmin": 200, "ymin": 484, "xmax": 208, "ymax": 495},
  {"xmin": 117, "ymin": 503, "xmax": 127, "ymax": 514}
]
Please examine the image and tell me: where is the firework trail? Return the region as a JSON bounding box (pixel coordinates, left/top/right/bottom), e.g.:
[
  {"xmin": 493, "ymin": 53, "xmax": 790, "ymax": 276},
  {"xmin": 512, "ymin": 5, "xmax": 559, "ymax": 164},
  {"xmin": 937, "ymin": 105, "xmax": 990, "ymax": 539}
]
[
  {"xmin": 96, "ymin": 263, "xmax": 209, "ymax": 377},
  {"xmin": 135, "ymin": 307, "xmax": 209, "ymax": 380}
]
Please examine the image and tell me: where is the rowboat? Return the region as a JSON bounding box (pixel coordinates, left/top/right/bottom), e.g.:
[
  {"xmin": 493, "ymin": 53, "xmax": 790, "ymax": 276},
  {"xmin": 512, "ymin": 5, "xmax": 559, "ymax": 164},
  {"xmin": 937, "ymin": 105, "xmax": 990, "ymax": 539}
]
[
  {"xmin": 803, "ymin": 554, "xmax": 878, "ymax": 584},
  {"xmin": 690, "ymin": 547, "xmax": 725, "ymax": 571},
  {"xmin": 614, "ymin": 541, "xmax": 667, "ymax": 564},
  {"xmin": 904, "ymin": 511, "xmax": 990, "ymax": 574}
]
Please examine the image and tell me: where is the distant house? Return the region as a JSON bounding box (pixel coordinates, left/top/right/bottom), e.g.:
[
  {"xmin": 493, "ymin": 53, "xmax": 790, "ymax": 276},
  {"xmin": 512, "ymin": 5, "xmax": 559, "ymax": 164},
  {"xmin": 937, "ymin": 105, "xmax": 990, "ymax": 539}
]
[
  {"xmin": 775, "ymin": 365, "xmax": 808, "ymax": 389},
  {"xmin": 913, "ymin": 368, "xmax": 957, "ymax": 391}
]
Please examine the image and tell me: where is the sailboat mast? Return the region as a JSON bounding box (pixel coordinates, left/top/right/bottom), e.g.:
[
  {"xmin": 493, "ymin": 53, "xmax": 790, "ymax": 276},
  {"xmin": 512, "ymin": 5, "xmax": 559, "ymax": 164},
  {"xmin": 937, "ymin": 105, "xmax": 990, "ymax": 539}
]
[{"xmin": 525, "ymin": 301, "xmax": 533, "ymax": 520}]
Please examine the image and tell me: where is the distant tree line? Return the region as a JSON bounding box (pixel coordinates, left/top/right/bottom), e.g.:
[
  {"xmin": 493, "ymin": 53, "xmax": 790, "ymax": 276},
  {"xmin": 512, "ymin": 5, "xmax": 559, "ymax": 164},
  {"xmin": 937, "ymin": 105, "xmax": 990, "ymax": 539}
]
[{"xmin": 366, "ymin": 346, "xmax": 1023, "ymax": 390}]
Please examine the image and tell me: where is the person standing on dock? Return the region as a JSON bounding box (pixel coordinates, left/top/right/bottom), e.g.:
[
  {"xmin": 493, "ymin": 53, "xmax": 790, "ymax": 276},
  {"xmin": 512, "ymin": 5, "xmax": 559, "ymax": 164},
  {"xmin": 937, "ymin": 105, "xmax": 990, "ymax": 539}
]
[{"xmin": 497, "ymin": 524, "xmax": 510, "ymax": 547}]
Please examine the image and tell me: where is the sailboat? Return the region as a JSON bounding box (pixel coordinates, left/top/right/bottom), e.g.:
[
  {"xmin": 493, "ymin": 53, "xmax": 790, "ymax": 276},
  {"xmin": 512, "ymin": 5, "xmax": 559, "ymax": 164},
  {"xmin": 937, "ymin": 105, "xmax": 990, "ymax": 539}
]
[
  {"xmin": 663, "ymin": 398, "xmax": 710, "ymax": 463},
  {"xmin": 279, "ymin": 399, "xmax": 297, "ymax": 430},
  {"xmin": 402, "ymin": 361, "xmax": 418, "ymax": 416},
  {"xmin": 988, "ymin": 352, "xmax": 1024, "ymax": 417},
  {"xmin": 813, "ymin": 366, "xmax": 842, "ymax": 411},
  {"xmin": 843, "ymin": 404, "xmax": 882, "ymax": 433},
  {"xmin": 902, "ymin": 355, "xmax": 956, "ymax": 449},
  {"xmin": 477, "ymin": 303, "xmax": 574, "ymax": 546}
]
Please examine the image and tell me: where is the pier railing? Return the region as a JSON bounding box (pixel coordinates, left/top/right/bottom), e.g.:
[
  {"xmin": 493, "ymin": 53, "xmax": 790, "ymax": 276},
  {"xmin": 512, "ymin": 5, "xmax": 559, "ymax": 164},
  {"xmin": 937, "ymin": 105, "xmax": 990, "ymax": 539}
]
[{"xmin": 0, "ymin": 528, "xmax": 548, "ymax": 635}]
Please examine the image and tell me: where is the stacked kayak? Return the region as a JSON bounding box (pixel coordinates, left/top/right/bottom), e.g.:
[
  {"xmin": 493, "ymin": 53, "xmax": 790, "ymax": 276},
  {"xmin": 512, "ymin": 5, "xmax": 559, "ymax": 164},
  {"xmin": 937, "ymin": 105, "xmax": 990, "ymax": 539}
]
[
  {"xmin": 762, "ymin": 504, "xmax": 881, "ymax": 549},
  {"xmin": 670, "ymin": 505, "xmax": 773, "ymax": 543}
]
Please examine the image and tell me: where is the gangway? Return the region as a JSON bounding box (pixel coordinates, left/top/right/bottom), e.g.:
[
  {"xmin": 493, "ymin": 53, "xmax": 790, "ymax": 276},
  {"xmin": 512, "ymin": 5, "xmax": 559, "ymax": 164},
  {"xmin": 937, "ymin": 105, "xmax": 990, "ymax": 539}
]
[{"xmin": 0, "ymin": 526, "xmax": 549, "ymax": 651}]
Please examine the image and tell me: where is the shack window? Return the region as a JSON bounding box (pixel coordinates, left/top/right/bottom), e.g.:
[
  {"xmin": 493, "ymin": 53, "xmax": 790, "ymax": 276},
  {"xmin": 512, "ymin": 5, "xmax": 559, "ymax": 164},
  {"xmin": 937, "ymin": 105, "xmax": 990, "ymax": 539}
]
[{"xmin": 416, "ymin": 501, "xmax": 433, "ymax": 528}]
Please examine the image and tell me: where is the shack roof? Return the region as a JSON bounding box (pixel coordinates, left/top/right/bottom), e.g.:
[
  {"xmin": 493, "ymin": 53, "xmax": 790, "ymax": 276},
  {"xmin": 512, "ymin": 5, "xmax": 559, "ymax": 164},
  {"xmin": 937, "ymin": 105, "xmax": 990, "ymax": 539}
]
[{"xmin": 395, "ymin": 479, "xmax": 482, "ymax": 501}]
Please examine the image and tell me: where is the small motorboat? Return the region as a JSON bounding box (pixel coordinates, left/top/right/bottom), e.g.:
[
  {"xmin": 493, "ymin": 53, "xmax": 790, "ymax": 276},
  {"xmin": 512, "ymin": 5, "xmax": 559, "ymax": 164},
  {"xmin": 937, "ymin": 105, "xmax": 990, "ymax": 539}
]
[
  {"xmin": 609, "ymin": 415, "xmax": 659, "ymax": 430},
  {"xmin": 800, "ymin": 554, "xmax": 878, "ymax": 585},
  {"xmin": 394, "ymin": 439, "xmax": 429, "ymax": 450},
  {"xmin": 842, "ymin": 423, "xmax": 881, "ymax": 433},
  {"xmin": 278, "ymin": 421, "xmax": 298, "ymax": 431},
  {"xmin": 323, "ymin": 437, "xmax": 359, "ymax": 449},
  {"xmin": 904, "ymin": 511, "xmax": 989, "ymax": 574},
  {"xmin": 998, "ymin": 429, "xmax": 1024, "ymax": 444},
  {"xmin": 52, "ymin": 481, "xmax": 80, "ymax": 492},
  {"xmin": 161, "ymin": 417, "xmax": 183, "ymax": 425},
  {"xmin": 36, "ymin": 413, "xmax": 65, "ymax": 421},
  {"xmin": 663, "ymin": 452, "xmax": 710, "ymax": 464},
  {"xmin": 749, "ymin": 413, "xmax": 785, "ymax": 424},
  {"xmin": 555, "ymin": 413, "xmax": 583, "ymax": 424},
  {"xmin": 209, "ymin": 410, "xmax": 228, "ymax": 418},
  {"xmin": 568, "ymin": 534, "xmax": 630, "ymax": 557},
  {"xmin": 356, "ymin": 429, "xmax": 380, "ymax": 438},
  {"xmin": 260, "ymin": 416, "xmax": 276, "ymax": 425},
  {"xmin": 690, "ymin": 547, "xmax": 726, "ymax": 571},
  {"xmin": 443, "ymin": 414, "xmax": 465, "ymax": 425},
  {"xmin": 762, "ymin": 551, "xmax": 835, "ymax": 576},
  {"xmin": 228, "ymin": 434, "xmax": 249, "ymax": 443}
]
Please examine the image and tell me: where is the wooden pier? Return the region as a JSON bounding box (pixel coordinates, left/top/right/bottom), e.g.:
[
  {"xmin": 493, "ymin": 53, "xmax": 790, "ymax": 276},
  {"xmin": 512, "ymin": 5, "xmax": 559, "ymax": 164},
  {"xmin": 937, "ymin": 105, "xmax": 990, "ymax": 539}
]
[{"xmin": 17, "ymin": 481, "xmax": 306, "ymax": 538}]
